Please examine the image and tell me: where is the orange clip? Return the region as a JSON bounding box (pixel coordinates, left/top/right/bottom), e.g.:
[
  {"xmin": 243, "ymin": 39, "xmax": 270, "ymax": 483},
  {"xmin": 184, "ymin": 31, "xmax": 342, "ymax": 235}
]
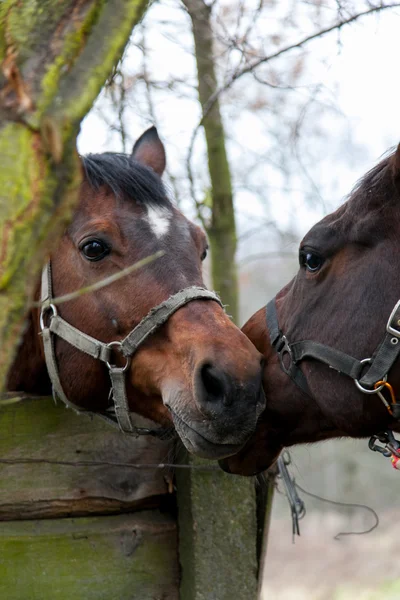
[{"xmin": 374, "ymin": 380, "xmax": 397, "ymax": 415}]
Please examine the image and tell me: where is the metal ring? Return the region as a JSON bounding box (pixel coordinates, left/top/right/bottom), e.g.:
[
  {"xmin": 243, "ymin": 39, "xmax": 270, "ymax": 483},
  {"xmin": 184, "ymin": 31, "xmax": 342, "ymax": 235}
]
[
  {"xmin": 39, "ymin": 303, "xmax": 58, "ymax": 331},
  {"xmin": 354, "ymin": 358, "xmax": 387, "ymax": 394},
  {"xmin": 106, "ymin": 341, "xmax": 130, "ymax": 372}
]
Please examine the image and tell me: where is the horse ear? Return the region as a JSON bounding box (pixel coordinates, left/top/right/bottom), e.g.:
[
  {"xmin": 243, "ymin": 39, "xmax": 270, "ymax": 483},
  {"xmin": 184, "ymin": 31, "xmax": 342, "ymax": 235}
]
[
  {"xmin": 131, "ymin": 126, "xmax": 166, "ymax": 176},
  {"xmin": 392, "ymin": 143, "xmax": 400, "ymax": 181}
]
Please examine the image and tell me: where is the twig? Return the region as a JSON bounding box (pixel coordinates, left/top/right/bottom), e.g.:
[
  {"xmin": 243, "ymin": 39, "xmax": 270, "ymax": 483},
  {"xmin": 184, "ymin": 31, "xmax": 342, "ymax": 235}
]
[
  {"xmin": 33, "ymin": 251, "xmax": 164, "ymax": 308},
  {"xmin": 186, "ymin": 2, "xmax": 400, "ymax": 183},
  {"xmin": 0, "ymin": 457, "xmax": 220, "ymax": 471},
  {"xmin": 210, "ymin": 3, "xmax": 400, "ymax": 108}
]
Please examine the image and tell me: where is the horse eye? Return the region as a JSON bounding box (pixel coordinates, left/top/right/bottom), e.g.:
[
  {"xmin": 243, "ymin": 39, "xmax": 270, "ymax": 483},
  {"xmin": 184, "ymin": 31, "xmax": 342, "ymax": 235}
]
[
  {"xmin": 81, "ymin": 240, "xmax": 110, "ymax": 262},
  {"xmin": 300, "ymin": 251, "xmax": 324, "ymax": 272},
  {"xmin": 200, "ymin": 248, "xmax": 208, "ymax": 261}
]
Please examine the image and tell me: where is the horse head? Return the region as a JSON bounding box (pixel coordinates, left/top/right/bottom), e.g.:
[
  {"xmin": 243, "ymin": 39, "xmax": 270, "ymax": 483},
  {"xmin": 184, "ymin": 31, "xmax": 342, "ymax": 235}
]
[
  {"xmin": 8, "ymin": 127, "xmax": 265, "ymax": 460},
  {"xmin": 221, "ymin": 144, "xmax": 400, "ymax": 474}
]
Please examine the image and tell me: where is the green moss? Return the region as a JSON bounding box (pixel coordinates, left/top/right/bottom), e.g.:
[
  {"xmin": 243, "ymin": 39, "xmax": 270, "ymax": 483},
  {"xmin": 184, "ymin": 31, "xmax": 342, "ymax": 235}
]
[
  {"xmin": 0, "ymin": 124, "xmax": 78, "ymax": 387},
  {"xmin": 45, "ymin": 0, "xmax": 149, "ymax": 127},
  {"xmin": 0, "ymin": 513, "xmax": 178, "ymax": 600},
  {"xmin": 0, "ymin": 123, "xmax": 52, "ymax": 288},
  {"xmin": 177, "ymin": 454, "xmax": 258, "ymax": 600},
  {"xmin": 0, "ymin": 0, "xmax": 149, "ymax": 388},
  {"xmin": 36, "ymin": 1, "xmax": 103, "ymax": 119},
  {"xmin": 4, "ymin": 0, "xmax": 76, "ymax": 64}
]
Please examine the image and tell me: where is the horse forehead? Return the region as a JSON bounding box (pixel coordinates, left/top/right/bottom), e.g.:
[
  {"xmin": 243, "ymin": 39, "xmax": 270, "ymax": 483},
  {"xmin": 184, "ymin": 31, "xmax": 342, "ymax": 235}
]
[{"xmin": 145, "ymin": 205, "xmax": 172, "ymax": 239}]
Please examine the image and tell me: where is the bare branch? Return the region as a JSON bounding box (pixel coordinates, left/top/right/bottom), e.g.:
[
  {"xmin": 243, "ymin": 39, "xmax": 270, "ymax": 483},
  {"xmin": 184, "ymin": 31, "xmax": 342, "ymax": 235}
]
[
  {"xmin": 204, "ymin": 3, "xmax": 400, "ymax": 131},
  {"xmin": 185, "ymin": 2, "xmax": 400, "ymax": 217}
]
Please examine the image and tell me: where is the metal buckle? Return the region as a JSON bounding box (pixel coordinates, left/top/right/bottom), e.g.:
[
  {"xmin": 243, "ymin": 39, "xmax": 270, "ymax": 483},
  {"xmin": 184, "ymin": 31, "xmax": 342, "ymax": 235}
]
[
  {"xmin": 276, "ymin": 336, "xmax": 293, "ymax": 374},
  {"xmin": 386, "ymin": 299, "xmax": 400, "ymax": 337},
  {"xmin": 369, "ymin": 430, "xmax": 400, "ymax": 458},
  {"xmin": 368, "ymin": 433, "xmax": 393, "ymax": 457},
  {"xmin": 354, "ymin": 358, "xmax": 387, "ymax": 394},
  {"xmin": 106, "ymin": 341, "xmax": 130, "ymax": 372},
  {"xmin": 39, "ymin": 303, "xmax": 58, "ymax": 331},
  {"xmin": 277, "ymin": 451, "xmax": 306, "ymax": 540}
]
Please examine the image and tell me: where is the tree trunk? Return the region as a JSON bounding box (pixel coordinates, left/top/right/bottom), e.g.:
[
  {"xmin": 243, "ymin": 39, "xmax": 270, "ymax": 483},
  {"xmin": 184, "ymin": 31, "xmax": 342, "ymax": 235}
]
[
  {"xmin": 183, "ymin": 0, "xmax": 238, "ymax": 323},
  {"xmin": 0, "ymin": 0, "xmax": 149, "ymax": 389}
]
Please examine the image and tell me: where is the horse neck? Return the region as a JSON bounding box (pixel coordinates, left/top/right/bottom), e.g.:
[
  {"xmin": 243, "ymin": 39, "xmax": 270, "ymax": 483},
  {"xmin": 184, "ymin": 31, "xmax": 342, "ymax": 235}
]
[{"xmin": 7, "ymin": 304, "xmax": 51, "ymax": 395}]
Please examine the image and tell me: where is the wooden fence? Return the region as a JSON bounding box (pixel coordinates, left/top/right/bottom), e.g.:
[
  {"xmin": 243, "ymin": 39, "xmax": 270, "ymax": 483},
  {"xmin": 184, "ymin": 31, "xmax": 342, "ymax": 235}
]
[{"xmin": 0, "ymin": 394, "xmax": 262, "ymax": 599}]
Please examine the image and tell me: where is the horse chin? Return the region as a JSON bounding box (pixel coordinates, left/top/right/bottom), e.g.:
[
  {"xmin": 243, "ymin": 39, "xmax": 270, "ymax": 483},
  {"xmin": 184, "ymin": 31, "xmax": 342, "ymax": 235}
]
[
  {"xmin": 218, "ymin": 436, "xmax": 282, "ymax": 476},
  {"xmin": 170, "ymin": 412, "xmax": 246, "ymax": 459},
  {"xmin": 218, "ymin": 453, "xmax": 279, "ymax": 476}
]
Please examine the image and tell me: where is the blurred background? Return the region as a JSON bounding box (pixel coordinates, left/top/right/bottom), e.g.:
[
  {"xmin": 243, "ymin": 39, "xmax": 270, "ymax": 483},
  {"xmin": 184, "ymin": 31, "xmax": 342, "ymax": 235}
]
[{"xmin": 77, "ymin": 1, "xmax": 400, "ymax": 597}]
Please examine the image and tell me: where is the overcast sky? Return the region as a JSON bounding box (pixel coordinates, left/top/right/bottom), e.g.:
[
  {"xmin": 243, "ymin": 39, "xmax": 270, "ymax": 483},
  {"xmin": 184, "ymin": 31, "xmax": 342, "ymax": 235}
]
[{"xmin": 78, "ymin": 1, "xmax": 400, "ymax": 242}]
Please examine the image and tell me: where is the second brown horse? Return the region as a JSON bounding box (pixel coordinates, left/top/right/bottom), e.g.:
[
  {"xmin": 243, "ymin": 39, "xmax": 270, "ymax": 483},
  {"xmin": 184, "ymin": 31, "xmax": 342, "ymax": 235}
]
[{"xmin": 222, "ymin": 144, "xmax": 400, "ymax": 474}]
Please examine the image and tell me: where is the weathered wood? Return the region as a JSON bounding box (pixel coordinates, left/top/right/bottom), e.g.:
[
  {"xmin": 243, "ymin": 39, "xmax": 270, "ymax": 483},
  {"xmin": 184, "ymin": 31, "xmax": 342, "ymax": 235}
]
[
  {"xmin": 0, "ymin": 511, "xmax": 179, "ymax": 600},
  {"xmin": 256, "ymin": 469, "xmax": 276, "ymax": 597},
  {"xmin": 176, "ymin": 453, "xmax": 258, "ymax": 600},
  {"xmin": 0, "ymin": 395, "xmax": 174, "ymax": 520}
]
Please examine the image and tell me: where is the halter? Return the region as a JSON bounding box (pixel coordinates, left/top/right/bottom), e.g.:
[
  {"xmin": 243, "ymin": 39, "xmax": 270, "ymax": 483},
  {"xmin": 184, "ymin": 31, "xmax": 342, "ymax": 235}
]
[
  {"xmin": 266, "ymin": 297, "xmax": 400, "ymax": 466},
  {"xmin": 266, "ymin": 297, "xmax": 400, "ymax": 419},
  {"xmin": 40, "ymin": 262, "xmax": 222, "ymax": 437}
]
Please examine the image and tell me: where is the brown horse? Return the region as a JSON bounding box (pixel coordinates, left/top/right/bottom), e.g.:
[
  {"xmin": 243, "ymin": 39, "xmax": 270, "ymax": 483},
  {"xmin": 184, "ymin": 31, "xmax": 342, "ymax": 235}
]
[
  {"xmin": 221, "ymin": 144, "xmax": 400, "ymax": 475},
  {"xmin": 7, "ymin": 127, "xmax": 265, "ymax": 459}
]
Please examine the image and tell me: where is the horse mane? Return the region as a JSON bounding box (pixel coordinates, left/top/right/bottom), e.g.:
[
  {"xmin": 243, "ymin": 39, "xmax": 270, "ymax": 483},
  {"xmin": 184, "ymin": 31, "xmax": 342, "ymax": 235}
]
[
  {"xmin": 81, "ymin": 152, "xmax": 170, "ymax": 207},
  {"xmin": 349, "ymin": 148, "xmax": 397, "ymax": 207}
]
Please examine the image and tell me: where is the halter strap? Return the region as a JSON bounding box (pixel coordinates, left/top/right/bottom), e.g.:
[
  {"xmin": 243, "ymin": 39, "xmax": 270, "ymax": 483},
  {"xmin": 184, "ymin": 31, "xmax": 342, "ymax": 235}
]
[
  {"xmin": 266, "ymin": 297, "xmax": 400, "ymax": 419},
  {"xmin": 40, "ymin": 262, "xmax": 223, "ymax": 436}
]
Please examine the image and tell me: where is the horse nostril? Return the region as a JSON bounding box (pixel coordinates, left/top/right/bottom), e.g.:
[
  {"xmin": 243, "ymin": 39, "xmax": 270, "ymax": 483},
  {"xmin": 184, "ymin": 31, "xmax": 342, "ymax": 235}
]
[
  {"xmin": 200, "ymin": 363, "xmax": 230, "ymax": 405},
  {"xmin": 201, "ymin": 364, "xmax": 223, "ymax": 398}
]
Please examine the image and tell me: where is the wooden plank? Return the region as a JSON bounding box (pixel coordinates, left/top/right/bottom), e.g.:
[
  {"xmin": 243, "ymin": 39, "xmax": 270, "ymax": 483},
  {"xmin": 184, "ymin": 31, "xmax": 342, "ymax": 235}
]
[
  {"xmin": 0, "ymin": 511, "xmax": 178, "ymax": 600},
  {"xmin": 256, "ymin": 470, "xmax": 276, "ymax": 598},
  {"xmin": 0, "ymin": 395, "xmax": 174, "ymax": 519},
  {"xmin": 176, "ymin": 454, "xmax": 258, "ymax": 600}
]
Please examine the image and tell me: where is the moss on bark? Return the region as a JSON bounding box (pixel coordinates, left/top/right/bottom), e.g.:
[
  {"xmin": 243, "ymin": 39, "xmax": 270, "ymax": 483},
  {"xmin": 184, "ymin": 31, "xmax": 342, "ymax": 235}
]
[{"xmin": 0, "ymin": 0, "xmax": 149, "ymax": 388}]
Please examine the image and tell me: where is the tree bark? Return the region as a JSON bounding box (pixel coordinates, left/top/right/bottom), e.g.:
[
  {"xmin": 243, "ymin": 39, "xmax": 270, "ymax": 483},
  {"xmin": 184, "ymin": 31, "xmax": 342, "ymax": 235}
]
[
  {"xmin": 183, "ymin": 0, "xmax": 238, "ymax": 323},
  {"xmin": 0, "ymin": 0, "xmax": 149, "ymax": 389}
]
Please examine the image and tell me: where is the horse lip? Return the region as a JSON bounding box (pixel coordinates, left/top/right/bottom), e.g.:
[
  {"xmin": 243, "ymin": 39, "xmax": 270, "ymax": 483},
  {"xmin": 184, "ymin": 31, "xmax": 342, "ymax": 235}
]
[{"xmin": 169, "ymin": 411, "xmax": 246, "ymax": 459}]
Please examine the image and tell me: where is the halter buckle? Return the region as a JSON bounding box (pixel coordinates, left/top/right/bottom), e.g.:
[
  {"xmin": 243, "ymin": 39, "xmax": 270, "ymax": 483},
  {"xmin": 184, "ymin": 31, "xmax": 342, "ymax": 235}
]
[
  {"xmin": 275, "ymin": 335, "xmax": 294, "ymax": 374},
  {"xmin": 39, "ymin": 303, "xmax": 58, "ymax": 331},
  {"xmin": 354, "ymin": 358, "xmax": 387, "ymax": 394},
  {"xmin": 106, "ymin": 341, "xmax": 130, "ymax": 372},
  {"xmin": 386, "ymin": 300, "xmax": 400, "ymax": 337}
]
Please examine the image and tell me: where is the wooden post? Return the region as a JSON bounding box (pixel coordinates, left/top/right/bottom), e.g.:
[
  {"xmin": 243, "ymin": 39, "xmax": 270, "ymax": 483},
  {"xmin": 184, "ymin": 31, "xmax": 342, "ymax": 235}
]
[
  {"xmin": 256, "ymin": 469, "xmax": 277, "ymax": 598},
  {"xmin": 0, "ymin": 395, "xmax": 179, "ymax": 599},
  {"xmin": 176, "ymin": 454, "xmax": 258, "ymax": 600}
]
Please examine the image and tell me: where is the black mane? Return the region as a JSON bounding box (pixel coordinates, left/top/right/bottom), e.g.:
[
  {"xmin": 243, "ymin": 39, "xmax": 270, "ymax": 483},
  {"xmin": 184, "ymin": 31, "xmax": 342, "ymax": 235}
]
[{"xmin": 81, "ymin": 153, "xmax": 170, "ymax": 207}]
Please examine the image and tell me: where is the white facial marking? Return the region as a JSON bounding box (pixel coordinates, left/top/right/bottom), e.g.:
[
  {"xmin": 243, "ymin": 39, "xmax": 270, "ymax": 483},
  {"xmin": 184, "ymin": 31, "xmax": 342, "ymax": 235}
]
[{"xmin": 146, "ymin": 206, "xmax": 171, "ymax": 239}]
